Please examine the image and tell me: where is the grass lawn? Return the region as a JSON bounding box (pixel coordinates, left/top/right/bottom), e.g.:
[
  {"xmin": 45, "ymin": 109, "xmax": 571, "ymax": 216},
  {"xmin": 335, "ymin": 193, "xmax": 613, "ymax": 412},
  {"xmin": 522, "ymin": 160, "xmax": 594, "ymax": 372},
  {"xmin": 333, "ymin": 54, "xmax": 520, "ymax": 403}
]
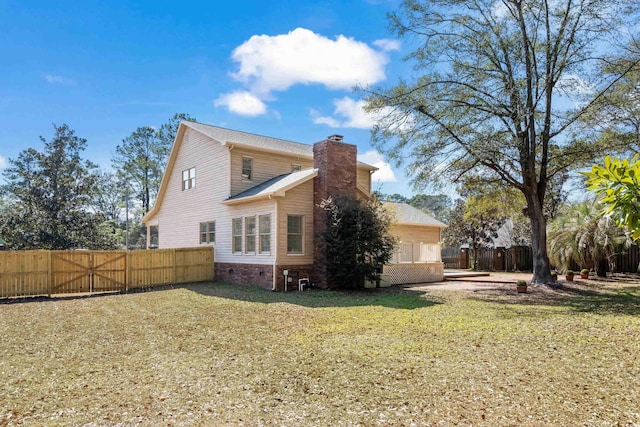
[{"xmin": 1, "ymin": 277, "xmax": 640, "ymax": 426}]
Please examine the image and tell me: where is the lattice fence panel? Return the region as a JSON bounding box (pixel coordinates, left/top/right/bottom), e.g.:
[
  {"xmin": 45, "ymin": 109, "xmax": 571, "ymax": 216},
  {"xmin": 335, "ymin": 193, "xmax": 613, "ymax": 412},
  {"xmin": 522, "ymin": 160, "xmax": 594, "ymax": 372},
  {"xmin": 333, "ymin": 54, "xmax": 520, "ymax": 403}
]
[{"xmin": 383, "ymin": 263, "xmax": 444, "ymax": 285}]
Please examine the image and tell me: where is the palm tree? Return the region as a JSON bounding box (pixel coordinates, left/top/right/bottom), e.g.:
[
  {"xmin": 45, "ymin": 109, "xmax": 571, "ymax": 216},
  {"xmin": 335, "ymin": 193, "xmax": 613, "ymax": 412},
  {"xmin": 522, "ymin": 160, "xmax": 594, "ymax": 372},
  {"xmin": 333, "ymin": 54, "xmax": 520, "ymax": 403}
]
[{"xmin": 548, "ymin": 199, "xmax": 631, "ymax": 276}]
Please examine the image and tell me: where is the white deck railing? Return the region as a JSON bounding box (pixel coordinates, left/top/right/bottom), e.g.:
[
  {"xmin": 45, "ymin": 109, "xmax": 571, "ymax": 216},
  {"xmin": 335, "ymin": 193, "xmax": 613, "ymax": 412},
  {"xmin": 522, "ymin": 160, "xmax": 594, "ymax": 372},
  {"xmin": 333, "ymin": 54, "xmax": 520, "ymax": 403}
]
[{"xmin": 390, "ymin": 242, "xmax": 441, "ymax": 264}]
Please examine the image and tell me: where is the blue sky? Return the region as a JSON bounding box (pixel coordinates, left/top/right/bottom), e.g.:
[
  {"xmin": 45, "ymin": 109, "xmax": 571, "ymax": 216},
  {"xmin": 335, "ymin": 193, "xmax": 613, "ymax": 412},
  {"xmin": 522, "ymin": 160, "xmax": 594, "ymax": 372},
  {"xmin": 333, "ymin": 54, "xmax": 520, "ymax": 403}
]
[{"xmin": 0, "ymin": 0, "xmax": 428, "ymax": 196}]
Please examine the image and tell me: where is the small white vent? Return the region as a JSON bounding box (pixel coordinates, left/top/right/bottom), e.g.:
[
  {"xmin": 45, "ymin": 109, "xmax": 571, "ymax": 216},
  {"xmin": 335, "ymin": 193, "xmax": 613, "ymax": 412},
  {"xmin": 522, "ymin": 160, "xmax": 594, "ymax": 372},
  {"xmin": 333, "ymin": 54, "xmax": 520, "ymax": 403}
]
[{"xmin": 328, "ymin": 134, "xmax": 344, "ymax": 142}]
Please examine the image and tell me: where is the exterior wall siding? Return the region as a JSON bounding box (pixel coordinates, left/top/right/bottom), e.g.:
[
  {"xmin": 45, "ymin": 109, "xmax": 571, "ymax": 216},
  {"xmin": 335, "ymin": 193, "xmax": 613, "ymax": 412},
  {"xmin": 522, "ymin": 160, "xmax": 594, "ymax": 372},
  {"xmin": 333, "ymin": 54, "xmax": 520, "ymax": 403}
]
[
  {"xmin": 390, "ymin": 224, "xmax": 441, "ymax": 245},
  {"xmin": 230, "ymin": 148, "xmax": 313, "ymax": 197},
  {"xmin": 356, "ymin": 166, "xmax": 372, "ymax": 194},
  {"xmin": 225, "ymin": 199, "xmax": 277, "ymax": 265},
  {"xmin": 147, "ymin": 129, "xmax": 278, "ymax": 267},
  {"xmin": 276, "ymin": 180, "xmax": 315, "ymax": 266},
  {"xmin": 148, "ymin": 128, "xmax": 231, "ymax": 250}
]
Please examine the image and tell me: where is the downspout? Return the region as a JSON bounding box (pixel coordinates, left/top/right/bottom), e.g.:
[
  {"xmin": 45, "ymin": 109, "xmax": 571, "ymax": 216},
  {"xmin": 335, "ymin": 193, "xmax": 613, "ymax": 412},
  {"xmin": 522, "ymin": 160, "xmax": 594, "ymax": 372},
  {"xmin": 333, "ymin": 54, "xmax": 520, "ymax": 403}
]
[{"xmin": 272, "ymin": 198, "xmax": 278, "ymax": 291}]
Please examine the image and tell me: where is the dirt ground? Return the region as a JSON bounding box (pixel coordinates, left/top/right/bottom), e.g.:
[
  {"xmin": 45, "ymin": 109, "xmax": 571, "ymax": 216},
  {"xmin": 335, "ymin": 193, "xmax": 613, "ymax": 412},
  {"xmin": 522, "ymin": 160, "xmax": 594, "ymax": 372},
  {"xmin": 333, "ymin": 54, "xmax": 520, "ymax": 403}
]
[{"xmin": 407, "ymin": 271, "xmax": 634, "ymax": 291}]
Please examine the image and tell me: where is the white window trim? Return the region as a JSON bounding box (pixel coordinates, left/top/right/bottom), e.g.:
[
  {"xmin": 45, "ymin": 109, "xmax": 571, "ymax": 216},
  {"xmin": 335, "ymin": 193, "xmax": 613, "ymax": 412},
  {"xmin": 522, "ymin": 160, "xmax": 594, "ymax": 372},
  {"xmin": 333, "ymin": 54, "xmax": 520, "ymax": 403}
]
[
  {"xmin": 258, "ymin": 214, "xmax": 271, "ymax": 255},
  {"xmin": 232, "ymin": 218, "xmax": 243, "ymax": 254},
  {"xmin": 241, "ymin": 156, "xmax": 253, "ymax": 181},
  {"xmin": 199, "ymin": 221, "xmax": 215, "ymax": 245},
  {"xmin": 182, "ymin": 166, "xmax": 196, "ymax": 191},
  {"xmin": 244, "ymin": 216, "xmax": 257, "ymax": 254}
]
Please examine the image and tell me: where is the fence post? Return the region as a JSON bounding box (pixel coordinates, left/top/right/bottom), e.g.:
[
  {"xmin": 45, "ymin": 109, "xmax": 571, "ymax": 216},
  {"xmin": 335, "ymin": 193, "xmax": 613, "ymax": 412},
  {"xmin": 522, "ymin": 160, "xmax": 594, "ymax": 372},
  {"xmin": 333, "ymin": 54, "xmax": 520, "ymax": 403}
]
[
  {"xmin": 125, "ymin": 249, "xmax": 130, "ymax": 292},
  {"xmin": 173, "ymin": 248, "xmax": 177, "ymax": 284},
  {"xmin": 494, "ymin": 247, "xmax": 506, "ymax": 271},
  {"xmin": 47, "ymin": 250, "xmax": 52, "ymax": 297},
  {"xmin": 460, "ymin": 248, "xmax": 468, "ymax": 269}
]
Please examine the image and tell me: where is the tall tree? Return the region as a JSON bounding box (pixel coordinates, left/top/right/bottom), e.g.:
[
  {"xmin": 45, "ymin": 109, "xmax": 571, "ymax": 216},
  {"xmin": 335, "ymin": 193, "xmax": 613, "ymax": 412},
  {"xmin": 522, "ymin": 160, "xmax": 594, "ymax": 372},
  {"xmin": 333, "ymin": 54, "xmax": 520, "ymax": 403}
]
[
  {"xmin": 92, "ymin": 170, "xmax": 125, "ymax": 222},
  {"xmin": 0, "ymin": 124, "xmax": 117, "ymax": 250},
  {"xmin": 363, "ymin": 0, "xmax": 639, "ymax": 283},
  {"xmin": 112, "ymin": 113, "xmax": 195, "ymax": 214},
  {"xmin": 319, "ymin": 197, "xmax": 397, "ymax": 288},
  {"xmin": 582, "ymin": 41, "xmax": 640, "ymax": 155}
]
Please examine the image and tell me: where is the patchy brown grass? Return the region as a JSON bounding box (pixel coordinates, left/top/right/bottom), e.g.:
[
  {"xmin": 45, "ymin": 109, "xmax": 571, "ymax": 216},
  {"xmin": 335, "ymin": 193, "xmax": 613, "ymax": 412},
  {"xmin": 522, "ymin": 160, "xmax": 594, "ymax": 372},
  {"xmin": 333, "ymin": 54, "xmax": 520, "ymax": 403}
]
[{"xmin": 1, "ymin": 279, "xmax": 639, "ymax": 426}]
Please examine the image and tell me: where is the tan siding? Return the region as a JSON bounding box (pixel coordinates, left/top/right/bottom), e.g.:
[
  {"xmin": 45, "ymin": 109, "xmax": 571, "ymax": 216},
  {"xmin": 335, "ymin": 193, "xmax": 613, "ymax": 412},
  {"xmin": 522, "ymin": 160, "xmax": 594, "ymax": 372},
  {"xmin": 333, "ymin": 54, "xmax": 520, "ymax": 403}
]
[
  {"xmin": 390, "ymin": 224, "xmax": 441, "ymax": 245},
  {"xmin": 357, "ymin": 166, "xmax": 372, "ymax": 194},
  {"xmin": 148, "ymin": 128, "xmax": 230, "ymax": 250},
  {"xmin": 230, "ymin": 148, "xmax": 313, "ymax": 196},
  {"xmin": 276, "ymin": 180, "xmax": 314, "ymax": 265}
]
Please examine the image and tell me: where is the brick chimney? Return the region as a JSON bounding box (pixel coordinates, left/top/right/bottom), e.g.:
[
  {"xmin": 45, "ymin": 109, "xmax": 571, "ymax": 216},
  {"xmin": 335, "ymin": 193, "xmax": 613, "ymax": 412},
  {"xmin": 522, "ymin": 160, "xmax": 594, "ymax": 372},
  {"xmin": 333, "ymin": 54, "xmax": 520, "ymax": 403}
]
[{"xmin": 312, "ymin": 135, "xmax": 357, "ymax": 288}]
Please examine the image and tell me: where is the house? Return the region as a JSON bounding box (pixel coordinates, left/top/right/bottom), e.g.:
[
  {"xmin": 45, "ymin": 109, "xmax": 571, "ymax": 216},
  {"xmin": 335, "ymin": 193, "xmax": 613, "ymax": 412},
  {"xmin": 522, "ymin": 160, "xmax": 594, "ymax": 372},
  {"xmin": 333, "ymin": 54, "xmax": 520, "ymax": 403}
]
[{"xmin": 142, "ymin": 121, "xmax": 445, "ymax": 290}]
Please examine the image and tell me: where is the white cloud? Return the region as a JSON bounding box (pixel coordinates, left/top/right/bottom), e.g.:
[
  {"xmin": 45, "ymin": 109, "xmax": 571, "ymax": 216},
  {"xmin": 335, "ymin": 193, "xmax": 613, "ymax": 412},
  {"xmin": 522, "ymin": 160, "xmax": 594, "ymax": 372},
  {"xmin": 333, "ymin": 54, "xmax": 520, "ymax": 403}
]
[
  {"xmin": 230, "ymin": 28, "xmax": 389, "ymax": 96},
  {"xmin": 314, "ymin": 96, "xmax": 417, "ymax": 133},
  {"xmin": 214, "ymin": 91, "xmax": 267, "ymax": 116},
  {"xmin": 373, "ymin": 39, "xmax": 401, "ymax": 52},
  {"xmin": 358, "ymin": 150, "xmax": 397, "ymax": 183},
  {"xmin": 0, "ymin": 155, "xmax": 6, "ymax": 169},
  {"xmin": 312, "ymin": 97, "xmax": 376, "ymax": 129},
  {"xmin": 44, "ymin": 74, "xmax": 75, "ymax": 85},
  {"xmin": 313, "ymin": 96, "xmax": 402, "ymax": 129}
]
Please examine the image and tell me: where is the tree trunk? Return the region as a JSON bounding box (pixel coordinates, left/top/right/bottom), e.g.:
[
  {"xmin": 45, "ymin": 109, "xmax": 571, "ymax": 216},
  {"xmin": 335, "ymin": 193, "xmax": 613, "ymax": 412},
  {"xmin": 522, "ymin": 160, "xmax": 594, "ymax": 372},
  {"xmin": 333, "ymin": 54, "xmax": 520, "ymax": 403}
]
[
  {"xmin": 596, "ymin": 259, "xmax": 608, "ymax": 277},
  {"xmin": 527, "ymin": 196, "xmax": 552, "ymax": 284}
]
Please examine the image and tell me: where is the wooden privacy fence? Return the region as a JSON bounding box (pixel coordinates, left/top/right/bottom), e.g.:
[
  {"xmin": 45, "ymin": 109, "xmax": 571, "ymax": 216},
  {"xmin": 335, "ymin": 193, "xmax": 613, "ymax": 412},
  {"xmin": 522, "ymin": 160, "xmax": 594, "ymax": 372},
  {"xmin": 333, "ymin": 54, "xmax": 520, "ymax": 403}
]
[
  {"xmin": 442, "ymin": 244, "xmax": 640, "ymax": 273},
  {"xmin": 0, "ymin": 247, "xmax": 214, "ymax": 299}
]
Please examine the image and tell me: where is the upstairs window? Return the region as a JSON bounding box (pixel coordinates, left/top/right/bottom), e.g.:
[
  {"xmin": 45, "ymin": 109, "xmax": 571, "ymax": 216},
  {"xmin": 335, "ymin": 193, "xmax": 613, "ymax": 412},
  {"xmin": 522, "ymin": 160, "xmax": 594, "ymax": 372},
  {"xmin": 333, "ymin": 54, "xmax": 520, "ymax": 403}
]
[
  {"xmin": 242, "ymin": 157, "xmax": 253, "ymax": 181},
  {"xmin": 245, "ymin": 216, "xmax": 256, "ymax": 253},
  {"xmin": 182, "ymin": 167, "xmax": 196, "ymax": 190},
  {"xmin": 287, "ymin": 215, "xmax": 304, "ymax": 254},
  {"xmin": 259, "ymin": 215, "xmax": 271, "ymax": 254},
  {"xmin": 199, "ymin": 222, "xmax": 215, "ymax": 244}
]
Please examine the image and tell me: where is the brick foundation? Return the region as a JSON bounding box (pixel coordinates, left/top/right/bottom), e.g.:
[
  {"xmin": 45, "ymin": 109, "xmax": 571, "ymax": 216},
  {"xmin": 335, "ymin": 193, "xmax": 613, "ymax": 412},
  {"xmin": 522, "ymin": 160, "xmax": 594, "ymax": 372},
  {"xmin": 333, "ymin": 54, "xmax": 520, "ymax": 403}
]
[
  {"xmin": 214, "ymin": 263, "xmax": 273, "ymax": 290},
  {"xmin": 274, "ymin": 265, "xmax": 314, "ymax": 292}
]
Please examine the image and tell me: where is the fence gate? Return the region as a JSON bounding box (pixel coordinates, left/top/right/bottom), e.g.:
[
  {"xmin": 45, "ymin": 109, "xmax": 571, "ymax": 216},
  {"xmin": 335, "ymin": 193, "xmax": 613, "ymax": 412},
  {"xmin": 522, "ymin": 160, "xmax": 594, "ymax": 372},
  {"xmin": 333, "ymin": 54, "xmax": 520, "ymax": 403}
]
[{"xmin": 51, "ymin": 251, "xmax": 127, "ymax": 295}]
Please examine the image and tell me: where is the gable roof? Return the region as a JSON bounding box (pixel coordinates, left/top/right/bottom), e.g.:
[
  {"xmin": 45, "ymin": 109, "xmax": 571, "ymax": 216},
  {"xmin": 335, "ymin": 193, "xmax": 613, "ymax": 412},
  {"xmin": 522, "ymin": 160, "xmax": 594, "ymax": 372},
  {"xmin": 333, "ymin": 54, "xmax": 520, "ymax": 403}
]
[
  {"xmin": 184, "ymin": 121, "xmax": 313, "ymax": 158},
  {"xmin": 384, "ymin": 202, "xmax": 448, "ymax": 228},
  {"xmin": 223, "ymin": 168, "xmax": 318, "ymax": 205},
  {"xmin": 183, "ymin": 121, "xmax": 376, "ymax": 169}
]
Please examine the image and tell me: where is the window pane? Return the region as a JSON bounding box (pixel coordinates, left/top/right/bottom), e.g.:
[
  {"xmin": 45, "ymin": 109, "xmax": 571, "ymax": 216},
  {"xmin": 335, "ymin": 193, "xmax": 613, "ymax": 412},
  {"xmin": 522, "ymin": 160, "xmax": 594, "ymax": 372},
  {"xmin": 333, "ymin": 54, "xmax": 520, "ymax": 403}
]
[
  {"xmin": 245, "ymin": 217, "xmax": 256, "ymax": 235},
  {"xmin": 287, "ymin": 215, "xmax": 303, "ymax": 253},
  {"xmin": 287, "ymin": 235, "xmax": 302, "ymax": 253},
  {"xmin": 242, "ymin": 157, "xmax": 252, "ymax": 180},
  {"xmin": 259, "ymin": 215, "xmax": 271, "ymax": 253},
  {"xmin": 232, "ymin": 219, "xmax": 242, "ymax": 252},
  {"xmin": 260, "ymin": 234, "xmax": 270, "ymax": 253},
  {"xmin": 208, "ymin": 222, "xmax": 215, "ymax": 243},
  {"xmin": 287, "ymin": 216, "xmax": 302, "ymax": 234},
  {"xmin": 233, "ymin": 218, "xmax": 242, "ymax": 235},
  {"xmin": 245, "ymin": 217, "xmax": 256, "ymax": 253},
  {"xmin": 259, "ymin": 215, "xmax": 271, "ymax": 233}
]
